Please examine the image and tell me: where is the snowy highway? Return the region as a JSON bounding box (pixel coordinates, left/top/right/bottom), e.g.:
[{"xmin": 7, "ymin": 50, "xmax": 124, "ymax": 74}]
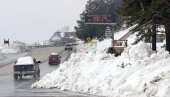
[{"xmin": 0, "ymin": 47, "xmax": 97, "ymax": 97}]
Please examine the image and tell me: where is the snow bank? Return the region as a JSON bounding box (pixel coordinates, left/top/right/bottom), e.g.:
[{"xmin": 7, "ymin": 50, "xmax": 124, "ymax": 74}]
[
  {"xmin": 127, "ymin": 32, "xmax": 138, "ymax": 46},
  {"xmin": 32, "ymin": 29, "xmax": 170, "ymax": 97},
  {"xmin": 96, "ymin": 39, "xmax": 112, "ymax": 51},
  {"xmin": 114, "ymin": 25, "xmax": 136, "ymax": 40},
  {"xmin": 1, "ymin": 41, "xmax": 29, "ymax": 54}
]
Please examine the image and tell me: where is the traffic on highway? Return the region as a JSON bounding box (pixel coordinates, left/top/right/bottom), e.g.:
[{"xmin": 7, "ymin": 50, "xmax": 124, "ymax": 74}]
[
  {"xmin": 1, "ymin": 0, "xmax": 168, "ymax": 97},
  {"xmin": 0, "ymin": 46, "xmax": 96, "ymax": 97}
]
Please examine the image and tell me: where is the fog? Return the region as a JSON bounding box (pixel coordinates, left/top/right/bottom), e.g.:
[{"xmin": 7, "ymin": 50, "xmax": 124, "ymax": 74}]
[{"xmin": 0, "ymin": 0, "xmax": 88, "ymax": 44}]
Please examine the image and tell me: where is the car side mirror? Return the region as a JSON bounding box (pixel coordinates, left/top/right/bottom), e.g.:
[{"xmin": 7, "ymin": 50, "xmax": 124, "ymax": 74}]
[{"xmin": 37, "ymin": 61, "xmax": 41, "ymax": 63}]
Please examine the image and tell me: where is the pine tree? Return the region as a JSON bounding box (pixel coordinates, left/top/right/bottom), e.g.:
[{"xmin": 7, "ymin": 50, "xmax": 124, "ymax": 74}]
[
  {"xmin": 118, "ymin": 0, "xmax": 170, "ymax": 52},
  {"xmin": 75, "ymin": 0, "xmax": 122, "ymax": 41}
]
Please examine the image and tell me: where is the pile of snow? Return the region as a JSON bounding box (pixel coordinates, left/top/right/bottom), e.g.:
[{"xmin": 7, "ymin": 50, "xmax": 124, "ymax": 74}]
[
  {"xmin": 96, "ymin": 39, "xmax": 112, "ymax": 51},
  {"xmin": 16, "ymin": 56, "xmax": 34, "ymax": 65},
  {"xmin": 114, "ymin": 25, "xmax": 136, "ymax": 40},
  {"xmin": 1, "ymin": 41, "xmax": 29, "ymax": 54},
  {"xmin": 32, "ymin": 29, "xmax": 169, "ymax": 97},
  {"xmin": 127, "ymin": 32, "xmax": 139, "ymax": 46}
]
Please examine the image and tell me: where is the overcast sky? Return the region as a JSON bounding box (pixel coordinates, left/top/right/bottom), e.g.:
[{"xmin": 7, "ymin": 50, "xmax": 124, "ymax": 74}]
[{"xmin": 0, "ymin": 0, "xmax": 88, "ymax": 44}]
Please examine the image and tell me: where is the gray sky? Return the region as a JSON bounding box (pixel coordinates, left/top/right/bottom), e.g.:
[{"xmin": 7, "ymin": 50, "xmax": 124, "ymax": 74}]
[{"xmin": 0, "ymin": 0, "xmax": 88, "ymax": 44}]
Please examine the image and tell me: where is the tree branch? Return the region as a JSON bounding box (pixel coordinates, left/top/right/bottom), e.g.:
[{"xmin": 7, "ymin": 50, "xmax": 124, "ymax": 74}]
[
  {"xmin": 139, "ymin": 0, "xmax": 145, "ymax": 11},
  {"xmin": 163, "ymin": 0, "xmax": 170, "ymax": 6}
]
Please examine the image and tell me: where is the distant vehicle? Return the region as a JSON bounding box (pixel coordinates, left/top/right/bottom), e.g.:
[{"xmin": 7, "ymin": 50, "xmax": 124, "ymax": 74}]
[
  {"xmin": 49, "ymin": 53, "xmax": 61, "ymax": 65},
  {"xmin": 65, "ymin": 44, "xmax": 73, "ymax": 51},
  {"xmin": 70, "ymin": 43, "xmax": 78, "ymax": 46},
  {"xmin": 13, "ymin": 56, "xmax": 41, "ymax": 80}
]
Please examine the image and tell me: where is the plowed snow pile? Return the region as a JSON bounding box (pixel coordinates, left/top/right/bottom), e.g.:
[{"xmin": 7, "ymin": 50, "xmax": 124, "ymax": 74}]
[
  {"xmin": 32, "ymin": 37, "xmax": 170, "ymax": 97},
  {"xmin": 1, "ymin": 41, "xmax": 29, "ymax": 54}
]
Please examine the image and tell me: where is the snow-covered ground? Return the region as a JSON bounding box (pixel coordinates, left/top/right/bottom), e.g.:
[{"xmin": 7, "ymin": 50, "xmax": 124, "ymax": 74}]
[
  {"xmin": 0, "ymin": 53, "xmax": 28, "ymax": 68},
  {"xmin": 114, "ymin": 25, "xmax": 136, "ymax": 40},
  {"xmin": 1, "ymin": 41, "xmax": 29, "ymax": 54},
  {"xmin": 0, "ymin": 41, "xmax": 29, "ymax": 67},
  {"xmin": 32, "ymin": 27, "xmax": 169, "ymax": 97}
]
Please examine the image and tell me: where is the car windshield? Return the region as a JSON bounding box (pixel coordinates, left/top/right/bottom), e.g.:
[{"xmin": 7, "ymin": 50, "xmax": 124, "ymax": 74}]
[
  {"xmin": 50, "ymin": 55, "xmax": 59, "ymax": 58},
  {"xmin": 66, "ymin": 44, "xmax": 71, "ymax": 46}
]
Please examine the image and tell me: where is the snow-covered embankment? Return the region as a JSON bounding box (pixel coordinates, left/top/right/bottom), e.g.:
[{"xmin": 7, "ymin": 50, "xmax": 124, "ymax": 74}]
[{"xmin": 32, "ymin": 36, "xmax": 170, "ymax": 97}]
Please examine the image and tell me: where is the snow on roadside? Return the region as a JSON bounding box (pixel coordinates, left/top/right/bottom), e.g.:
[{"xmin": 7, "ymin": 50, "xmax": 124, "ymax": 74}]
[
  {"xmin": 114, "ymin": 25, "xmax": 136, "ymax": 40},
  {"xmin": 127, "ymin": 32, "xmax": 138, "ymax": 46},
  {"xmin": 31, "ymin": 28, "xmax": 170, "ymax": 97},
  {"xmin": 1, "ymin": 41, "xmax": 29, "ymax": 54}
]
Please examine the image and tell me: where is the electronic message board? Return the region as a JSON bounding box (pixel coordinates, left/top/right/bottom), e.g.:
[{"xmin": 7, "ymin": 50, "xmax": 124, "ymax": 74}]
[{"xmin": 85, "ymin": 14, "xmax": 116, "ymax": 24}]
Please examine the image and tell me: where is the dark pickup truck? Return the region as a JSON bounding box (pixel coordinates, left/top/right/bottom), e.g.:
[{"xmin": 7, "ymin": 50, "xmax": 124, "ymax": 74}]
[{"xmin": 13, "ymin": 56, "xmax": 41, "ymax": 80}]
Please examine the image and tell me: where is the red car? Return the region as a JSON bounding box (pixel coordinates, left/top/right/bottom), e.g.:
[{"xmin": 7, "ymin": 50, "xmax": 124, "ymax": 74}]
[{"xmin": 48, "ymin": 53, "xmax": 61, "ymax": 65}]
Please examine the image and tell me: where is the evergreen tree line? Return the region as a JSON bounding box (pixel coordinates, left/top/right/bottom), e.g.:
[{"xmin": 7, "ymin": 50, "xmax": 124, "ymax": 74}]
[
  {"xmin": 74, "ymin": 0, "xmax": 122, "ymax": 42},
  {"xmin": 75, "ymin": 0, "xmax": 170, "ymax": 53},
  {"xmin": 117, "ymin": 0, "xmax": 170, "ymax": 52}
]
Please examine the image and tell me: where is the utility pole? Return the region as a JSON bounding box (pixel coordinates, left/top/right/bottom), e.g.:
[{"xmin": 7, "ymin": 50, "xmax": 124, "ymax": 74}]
[{"xmin": 152, "ymin": 16, "xmax": 157, "ymax": 51}]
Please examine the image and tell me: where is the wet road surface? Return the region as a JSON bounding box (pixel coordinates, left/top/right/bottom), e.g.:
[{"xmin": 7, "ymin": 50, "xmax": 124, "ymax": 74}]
[{"xmin": 0, "ymin": 47, "xmax": 99, "ymax": 97}]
